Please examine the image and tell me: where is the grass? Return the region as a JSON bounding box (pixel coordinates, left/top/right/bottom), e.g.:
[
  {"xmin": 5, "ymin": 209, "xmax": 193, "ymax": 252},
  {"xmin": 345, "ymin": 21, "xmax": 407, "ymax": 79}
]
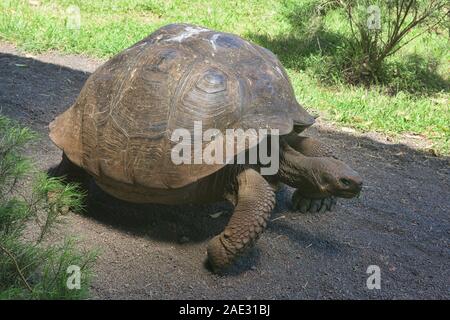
[{"xmin": 0, "ymin": 0, "xmax": 448, "ymax": 154}]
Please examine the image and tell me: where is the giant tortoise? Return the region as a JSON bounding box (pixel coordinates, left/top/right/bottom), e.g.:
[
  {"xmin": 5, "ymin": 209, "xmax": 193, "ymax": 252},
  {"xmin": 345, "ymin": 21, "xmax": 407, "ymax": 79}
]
[{"xmin": 49, "ymin": 24, "xmax": 362, "ymax": 272}]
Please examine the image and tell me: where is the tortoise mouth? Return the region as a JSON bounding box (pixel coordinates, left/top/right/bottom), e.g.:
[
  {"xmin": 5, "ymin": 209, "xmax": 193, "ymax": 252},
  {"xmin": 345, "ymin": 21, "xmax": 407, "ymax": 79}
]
[
  {"xmin": 332, "ymin": 183, "xmax": 362, "ymax": 198},
  {"xmin": 334, "ymin": 190, "xmax": 360, "ymax": 199}
]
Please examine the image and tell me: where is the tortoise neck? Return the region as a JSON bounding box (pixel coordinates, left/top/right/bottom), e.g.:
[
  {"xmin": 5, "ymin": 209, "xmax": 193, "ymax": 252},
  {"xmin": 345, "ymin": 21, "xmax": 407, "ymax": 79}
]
[{"xmin": 276, "ymin": 139, "xmax": 318, "ymax": 192}]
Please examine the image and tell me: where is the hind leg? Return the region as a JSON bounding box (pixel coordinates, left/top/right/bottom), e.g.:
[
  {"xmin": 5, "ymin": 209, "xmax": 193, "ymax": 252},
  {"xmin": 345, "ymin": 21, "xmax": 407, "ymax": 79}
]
[{"xmin": 48, "ymin": 153, "xmax": 90, "ymax": 191}]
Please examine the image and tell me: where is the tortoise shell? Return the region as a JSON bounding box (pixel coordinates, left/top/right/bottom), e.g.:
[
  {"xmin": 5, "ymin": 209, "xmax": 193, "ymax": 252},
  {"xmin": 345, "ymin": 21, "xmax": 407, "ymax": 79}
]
[{"xmin": 49, "ymin": 23, "xmax": 315, "ymax": 189}]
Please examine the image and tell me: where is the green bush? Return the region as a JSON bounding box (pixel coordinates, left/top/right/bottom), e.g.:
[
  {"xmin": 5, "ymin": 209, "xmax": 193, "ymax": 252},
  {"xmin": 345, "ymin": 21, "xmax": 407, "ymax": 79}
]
[
  {"xmin": 0, "ymin": 116, "xmax": 96, "ymax": 299},
  {"xmin": 335, "ymin": 0, "xmax": 448, "ymax": 85},
  {"xmin": 280, "ymin": 0, "xmax": 449, "ymax": 94}
]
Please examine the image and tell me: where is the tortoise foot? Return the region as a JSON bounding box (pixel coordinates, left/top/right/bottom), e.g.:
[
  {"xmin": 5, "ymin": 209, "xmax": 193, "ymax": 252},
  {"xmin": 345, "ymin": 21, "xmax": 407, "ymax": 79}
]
[
  {"xmin": 291, "ymin": 189, "xmax": 336, "ymax": 213},
  {"xmin": 207, "ymin": 235, "xmax": 237, "ymax": 273}
]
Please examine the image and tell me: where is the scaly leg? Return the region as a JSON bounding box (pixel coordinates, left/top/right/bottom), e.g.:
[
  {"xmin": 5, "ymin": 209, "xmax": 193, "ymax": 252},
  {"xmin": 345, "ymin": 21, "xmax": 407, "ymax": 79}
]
[
  {"xmin": 207, "ymin": 168, "xmax": 275, "ymax": 272},
  {"xmin": 281, "ymin": 135, "xmax": 338, "ymax": 213},
  {"xmin": 284, "ymin": 133, "xmax": 336, "ymax": 158}
]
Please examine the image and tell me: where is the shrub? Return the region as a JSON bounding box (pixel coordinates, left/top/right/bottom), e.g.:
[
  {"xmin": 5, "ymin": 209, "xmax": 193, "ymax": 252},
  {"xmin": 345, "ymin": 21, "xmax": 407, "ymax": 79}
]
[
  {"xmin": 0, "ymin": 116, "xmax": 96, "ymax": 299},
  {"xmin": 336, "ymin": 0, "xmax": 448, "ymax": 84}
]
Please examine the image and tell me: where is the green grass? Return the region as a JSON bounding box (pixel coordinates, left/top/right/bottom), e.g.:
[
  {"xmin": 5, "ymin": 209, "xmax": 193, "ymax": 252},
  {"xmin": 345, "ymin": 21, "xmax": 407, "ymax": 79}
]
[{"xmin": 0, "ymin": 0, "xmax": 448, "ymax": 154}]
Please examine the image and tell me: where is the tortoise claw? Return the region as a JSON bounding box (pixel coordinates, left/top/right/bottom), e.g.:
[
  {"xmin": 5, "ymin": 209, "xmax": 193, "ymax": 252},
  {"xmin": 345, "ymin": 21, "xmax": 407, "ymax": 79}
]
[
  {"xmin": 298, "ymin": 198, "xmax": 311, "ymax": 213},
  {"xmin": 291, "ymin": 190, "xmax": 336, "ymax": 213}
]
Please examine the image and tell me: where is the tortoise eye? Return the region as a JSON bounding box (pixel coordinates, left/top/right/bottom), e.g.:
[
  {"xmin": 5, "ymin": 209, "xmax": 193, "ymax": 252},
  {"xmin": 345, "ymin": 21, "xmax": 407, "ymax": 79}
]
[{"xmin": 340, "ymin": 178, "xmax": 351, "ymax": 186}]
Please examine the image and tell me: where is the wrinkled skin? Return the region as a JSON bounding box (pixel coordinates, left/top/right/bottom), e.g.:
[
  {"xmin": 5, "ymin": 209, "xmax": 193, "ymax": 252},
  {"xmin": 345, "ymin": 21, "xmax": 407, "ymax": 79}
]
[{"xmin": 279, "ymin": 133, "xmax": 362, "ymax": 214}]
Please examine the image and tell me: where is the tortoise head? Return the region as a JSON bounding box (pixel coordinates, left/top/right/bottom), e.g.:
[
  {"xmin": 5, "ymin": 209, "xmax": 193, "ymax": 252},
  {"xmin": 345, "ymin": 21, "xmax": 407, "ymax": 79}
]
[
  {"xmin": 278, "ymin": 143, "xmax": 363, "ymax": 199},
  {"xmin": 310, "ymin": 157, "xmax": 363, "ymax": 198}
]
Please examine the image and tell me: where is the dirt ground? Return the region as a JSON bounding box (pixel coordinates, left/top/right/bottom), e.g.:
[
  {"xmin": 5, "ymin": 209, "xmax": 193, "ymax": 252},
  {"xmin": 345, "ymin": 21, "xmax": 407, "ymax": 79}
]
[{"xmin": 1, "ymin": 43, "xmax": 449, "ymax": 299}]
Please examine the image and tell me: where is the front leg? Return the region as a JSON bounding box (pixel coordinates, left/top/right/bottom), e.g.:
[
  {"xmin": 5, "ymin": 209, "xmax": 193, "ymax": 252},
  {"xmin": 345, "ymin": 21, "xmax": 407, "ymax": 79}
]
[
  {"xmin": 278, "ymin": 138, "xmax": 340, "ymax": 214},
  {"xmin": 292, "ymin": 189, "xmax": 336, "ymax": 213},
  {"xmin": 207, "ymin": 168, "xmax": 275, "ymax": 272},
  {"xmin": 284, "ymin": 132, "xmax": 336, "ymax": 158}
]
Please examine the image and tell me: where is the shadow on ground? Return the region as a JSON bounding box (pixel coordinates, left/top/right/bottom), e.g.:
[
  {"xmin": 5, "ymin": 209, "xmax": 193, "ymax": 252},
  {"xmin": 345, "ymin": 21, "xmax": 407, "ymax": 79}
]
[{"xmin": 1, "ymin": 48, "xmax": 449, "ymax": 298}]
